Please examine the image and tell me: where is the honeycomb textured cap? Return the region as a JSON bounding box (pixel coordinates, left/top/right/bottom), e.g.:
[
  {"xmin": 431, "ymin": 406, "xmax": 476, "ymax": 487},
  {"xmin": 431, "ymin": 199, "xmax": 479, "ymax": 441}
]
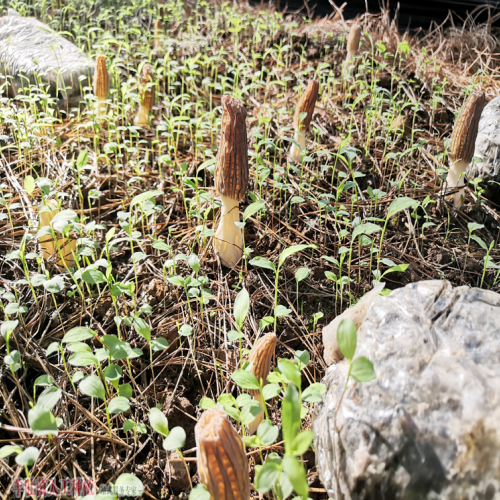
[
  {"xmin": 293, "ymin": 80, "xmax": 319, "ymax": 131},
  {"xmin": 195, "ymin": 407, "xmax": 250, "ymax": 500},
  {"xmin": 215, "ymin": 95, "xmax": 249, "ymax": 201},
  {"xmin": 450, "ymin": 89, "xmax": 485, "ymax": 164},
  {"xmin": 93, "ymin": 54, "xmax": 109, "ymax": 100},
  {"xmin": 347, "ymin": 23, "xmax": 362, "ymax": 53},
  {"xmin": 248, "ymin": 332, "xmax": 277, "ymax": 396},
  {"xmin": 139, "ymin": 63, "xmax": 155, "ymax": 111}
]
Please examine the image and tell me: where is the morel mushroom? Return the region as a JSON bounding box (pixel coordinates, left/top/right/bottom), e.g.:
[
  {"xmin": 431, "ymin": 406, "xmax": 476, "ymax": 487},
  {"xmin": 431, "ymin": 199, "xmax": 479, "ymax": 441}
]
[
  {"xmin": 289, "ymin": 80, "xmax": 319, "ymax": 161},
  {"xmin": 447, "ymin": 89, "xmax": 485, "ymax": 208},
  {"xmin": 195, "ymin": 406, "xmax": 250, "ymax": 500},
  {"xmin": 247, "ymin": 332, "xmax": 277, "ymax": 435},
  {"xmin": 39, "ymin": 200, "xmax": 76, "ymax": 269},
  {"xmin": 93, "ymin": 54, "xmax": 109, "ymax": 109},
  {"xmin": 343, "ymin": 23, "xmax": 362, "ymax": 75},
  {"xmin": 467, "ymin": 95, "xmax": 500, "ymax": 200},
  {"xmin": 214, "ymin": 95, "xmax": 249, "ymax": 268},
  {"xmin": 153, "ymin": 19, "xmax": 162, "ymax": 49},
  {"xmin": 134, "ymin": 64, "xmax": 155, "ymax": 127}
]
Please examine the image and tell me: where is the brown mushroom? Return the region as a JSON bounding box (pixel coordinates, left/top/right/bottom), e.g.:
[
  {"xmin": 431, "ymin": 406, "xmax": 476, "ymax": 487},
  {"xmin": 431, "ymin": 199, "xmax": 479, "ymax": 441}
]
[
  {"xmin": 214, "ymin": 95, "xmax": 249, "ymax": 268},
  {"xmin": 290, "ymin": 80, "xmax": 319, "ymax": 161},
  {"xmin": 39, "ymin": 200, "xmax": 76, "ymax": 270},
  {"xmin": 195, "ymin": 406, "xmax": 250, "ymax": 500},
  {"xmin": 153, "ymin": 19, "xmax": 162, "ymax": 49},
  {"xmin": 134, "ymin": 64, "xmax": 155, "ymax": 127},
  {"xmin": 344, "ymin": 23, "xmax": 362, "ymax": 76},
  {"xmin": 247, "ymin": 332, "xmax": 277, "ymax": 435},
  {"xmin": 93, "ymin": 54, "xmax": 109, "ymax": 112},
  {"xmin": 448, "ymin": 89, "xmax": 485, "ymax": 208}
]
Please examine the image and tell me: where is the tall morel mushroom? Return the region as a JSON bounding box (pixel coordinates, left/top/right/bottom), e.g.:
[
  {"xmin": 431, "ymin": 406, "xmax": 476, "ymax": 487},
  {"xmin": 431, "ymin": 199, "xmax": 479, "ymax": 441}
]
[
  {"xmin": 214, "ymin": 95, "xmax": 249, "ymax": 268},
  {"xmin": 195, "ymin": 406, "xmax": 250, "ymax": 500},
  {"xmin": 134, "ymin": 64, "xmax": 155, "ymax": 127},
  {"xmin": 93, "ymin": 54, "xmax": 109, "ymax": 110},
  {"xmin": 247, "ymin": 332, "xmax": 277, "ymax": 435},
  {"xmin": 289, "ymin": 80, "xmax": 319, "ymax": 161},
  {"xmin": 344, "ymin": 23, "xmax": 362, "ymax": 75},
  {"xmin": 447, "ymin": 89, "xmax": 485, "ymax": 208}
]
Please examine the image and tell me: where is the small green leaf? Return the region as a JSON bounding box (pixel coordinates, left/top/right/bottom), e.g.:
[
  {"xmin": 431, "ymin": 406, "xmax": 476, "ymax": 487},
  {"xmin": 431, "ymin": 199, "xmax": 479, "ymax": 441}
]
[
  {"xmin": 118, "ymin": 383, "xmax": 133, "ymax": 399},
  {"xmin": 234, "ymin": 288, "xmax": 250, "ymax": 332},
  {"xmin": 114, "ymin": 473, "xmax": 144, "ymax": 497},
  {"xmin": 282, "ymin": 385, "xmax": 300, "ymax": 455},
  {"xmin": 337, "ymin": 318, "xmax": 357, "ymax": 361},
  {"xmin": 163, "ymin": 426, "xmax": 186, "ymax": 451},
  {"xmin": 82, "ymin": 270, "xmax": 107, "ymax": 285},
  {"xmin": 62, "ymin": 327, "xmax": 97, "ymax": 343},
  {"xmin": 133, "ymin": 318, "xmax": 151, "ymax": 342},
  {"xmin": 249, "ymin": 256, "xmax": 276, "ymax": 273},
  {"xmin": 231, "ymin": 370, "xmax": 260, "ymax": 390},
  {"xmin": 302, "ymin": 382, "xmax": 327, "ymax": 403},
  {"xmin": 228, "ymin": 329, "xmax": 244, "ymax": 341},
  {"xmin": 283, "ymin": 455, "xmax": 309, "ymax": 498},
  {"xmin": 262, "ymin": 383, "xmax": 281, "ymax": 400},
  {"xmin": 24, "ymin": 175, "xmax": 36, "ymax": 195},
  {"xmin": 255, "ymin": 459, "xmax": 281, "ymax": 493},
  {"xmin": 68, "ymin": 352, "xmax": 98, "ymax": 367},
  {"xmin": 15, "ymin": 447, "xmax": 39, "ymax": 467},
  {"xmin": 0, "ymin": 445, "xmax": 22, "ymax": 458},
  {"xmin": 79, "ymin": 375, "xmax": 105, "ymax": 401},
  {"xmin": 198, "ymin": 397, "xmax": 217, "ymax": 409},
  {"xmin": 148, "ymin": 407, "xmax": 169, "ymax": 437},
  {"xmin": 351, "ymin": 356, "xmax": 376, "ymax": 382},
  {"xmin": 37, "ymin": 387, "xmax": 62, "ymax": 411},
  {"xmin": 243, "ymin": 201, "xmax": 266, "ymax": 221},
  {"xmin": 291, "ymin": 430, "xmax": 315, "ymax": 456},
  {"xmin": 275, "ymin": 305, "xmax": 291, "ymax": 318},
  {"xmin": 295, "ymin": 267, "xmax": 310, "ymax": 282},
  {"xmin": 108, "ymin": 397, "xmax": 130, "ymax": 414},
  {"xmin": 278, "ymin": 359, "xmax": 301, "ymax": 390},
  {"xmin": 151, "ymin": 337, "xmax": 169, "ymax": 351},
  {"xmin": 387, "ymin": 197, "xmax": 417, "ymax": 218},
  {"xmin": 294, "ymin": 350, "xmax": 310, "ymax": 371},
  {"xmin": 189, "ymin": 484, "xmax": 211, "ymax": 500},
  {"xmin": 28, "ymin": 406, "xmax": 58, "ymax": 436},
  {"xmin": 257, "ymin": 420, "xmax": 279, "ymax": 446},
  {"xmin": 278, "ymin": 244, "xmax": 316, "ymax": 268}
]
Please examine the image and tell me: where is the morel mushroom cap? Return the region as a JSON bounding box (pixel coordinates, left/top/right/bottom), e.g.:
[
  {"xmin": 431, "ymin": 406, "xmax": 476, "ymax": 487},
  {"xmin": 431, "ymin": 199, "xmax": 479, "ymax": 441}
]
[
  {"xmin": 346, "ymin": 23, "xmax": 362, "ymax": 54},
  {"xmin": 293, "ymin": 80, "xmax": 319, "ymax": 133},
  {"xmin": 467, "ymin": 95, "xmax": 500, "ymax": 198},
  {"xmin": 195, "ymin": 406, "xmax": 250, "ymax": 500},
  {"xmin": 134, "ymin": 63, "xmax": 155, "ymax": 126},
  {"xmin": 215, "ymin": 95, "xmax": 249, "ymax": 202},
  {"xmin": 248, "ymin": 332, "xmax": 277, "ymax": 396},
  {"xmin": 447, "ymin": 89, "xmax": 485, "ymax": 207},
  {"xmin": 450, "ymin": 89, "xmax": 485, "ymax": 164},
  {"xmin": 93, "ymin": 54, "xmax": 109, "ymax": 102}
]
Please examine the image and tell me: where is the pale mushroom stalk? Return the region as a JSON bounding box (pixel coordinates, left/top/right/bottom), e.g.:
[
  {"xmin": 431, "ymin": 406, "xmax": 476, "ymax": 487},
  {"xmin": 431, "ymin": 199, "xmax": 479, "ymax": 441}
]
[
  {"xmin": 214, "ymin": 95, "xmax": 249, "ymax": 268},
  {"xmin": 343, "ymin": 23, "xmax": 362, "ymax": 77},
  {"xmin": 195, "ymin": 407, "xmax": 250, "ymax": 500},
  {"xmin": 289, "ymin": 80, "xmax": 319, "ymax": 162},
  {"xmin": 447, "ymin": 89, "xmax": 485, "ymax": 208},
  {"xmin": 247, "ymin": 332, "xmax": 277, "ymax": 435},
  {"xmin": 134, "ymin": 64, "xmax": 155, "ymax": 127}
]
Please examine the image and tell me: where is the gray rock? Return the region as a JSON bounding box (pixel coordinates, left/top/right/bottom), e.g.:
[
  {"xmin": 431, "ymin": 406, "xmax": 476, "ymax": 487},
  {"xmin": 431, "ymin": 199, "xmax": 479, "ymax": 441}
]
[
  {"xmin": 467, "ymin": 96, "xmax": 500, "ymax": 191},
  {"xmin": 314, "ymin": 280, "xmax": 500, "ymax": 500},
  {"xmin": 0, "ymin": 14, "xmax": 94, "ymax": 107}
]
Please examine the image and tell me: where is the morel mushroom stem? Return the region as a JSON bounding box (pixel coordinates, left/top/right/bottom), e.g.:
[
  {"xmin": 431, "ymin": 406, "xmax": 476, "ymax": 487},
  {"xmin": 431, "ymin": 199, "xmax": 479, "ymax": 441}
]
[
  {"xmin": 289, "ymin": 130, "xmax": 306, "ymax": 162},
  {"xmin": 214, "ymin": 195, "xmax": 243, "ymax": 268},
  {"xmin": 447, "ymin": 160, "xmax": 468, "ymax": 208}
]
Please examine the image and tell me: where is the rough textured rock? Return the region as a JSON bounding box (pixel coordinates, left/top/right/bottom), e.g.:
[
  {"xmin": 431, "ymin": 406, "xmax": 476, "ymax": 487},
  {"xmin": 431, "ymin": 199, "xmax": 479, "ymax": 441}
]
[
  {"xmin": 0, "ymin": 14, "xmax": 93, "ymax": 107},
  {"xmin": 467, "ymin": 96, "xmax": 500, "ymax": 197},
  {"xmin": 314, "ymin": 280, "xmax": 500, "ymax": 500}
]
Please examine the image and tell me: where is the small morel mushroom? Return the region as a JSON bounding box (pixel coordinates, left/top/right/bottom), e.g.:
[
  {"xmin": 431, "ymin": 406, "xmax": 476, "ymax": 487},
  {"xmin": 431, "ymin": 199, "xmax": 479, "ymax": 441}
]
[
  {"xmin": 447, "ymin": 89, "xmax": 485, "ymax": 208},
  {"xmin": 93, "ymin": 54, "xmax": 109, "ymax": 110},
  {"xmin": 343, "ymin": 23, "xmax": 362, "ymax": 76},
  {"xmin": 289, "ymin": 80, "xmax": 319, "ymax": 161},
  {"xmin": 247, "ymin": 332, "xmax": 277, "ymax": 435},
  {"xmin": 153, "ymin": 19, "xmax": 162, "ymax": 49},
  {"xmin": 134, "ymin": 64, "xmax": 155, "ymax": 127},
  {"xmin": 39, "ymin": 200, "xmax": 76, "ymax": 269},
  {"xmin": 195, "ymin": 406, "xmax": 250, "ymax": 500},
  {"xmin": 214, "ymin": 95, "xmax": 249, "ymax": 268}
]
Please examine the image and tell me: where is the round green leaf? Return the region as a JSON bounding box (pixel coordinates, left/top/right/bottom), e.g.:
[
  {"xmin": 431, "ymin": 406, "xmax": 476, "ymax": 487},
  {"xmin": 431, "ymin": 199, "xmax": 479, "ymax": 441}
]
[
  {"xmin": 79, "ymin": 375, "xmax": 105, "ymax": 401},
  {"xmin": 163, "ymin": 426, "xmax": 186, "ymax": 451},
  {"xmin": 62, "ymin": 327, "xmax": 97, "ymax": 343},
  {"xmin": 108, "ymin": 396, "xmax": 130, "ymax": 414},
  {"xmin": 148, "ymin": 407, "xmax": 169, "ymax": 437},
  {"xmin": 114, "ymin": 473, "xmax": 144, "ymax": 497},
  {"xmin": 189, "ymin": 484, "xmax": 211, "ymax": 500},
  {"xmin": 15, "ymin": 447, "xmax": 39, "ymax": 467},
  {"xmin": 231, "ymin": 370, "xmax": 260, "ymax": 390},
  {"xmin": 351, "ymin": 356, "xmax": 376, "ymax": 382}
]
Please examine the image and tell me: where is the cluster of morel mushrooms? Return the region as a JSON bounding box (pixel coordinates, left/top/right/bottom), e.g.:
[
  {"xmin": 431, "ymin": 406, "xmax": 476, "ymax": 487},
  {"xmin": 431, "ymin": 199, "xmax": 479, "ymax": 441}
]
[{"xmin": 35, "ymin": 23, "xmax": 492, "ymax": 498}]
